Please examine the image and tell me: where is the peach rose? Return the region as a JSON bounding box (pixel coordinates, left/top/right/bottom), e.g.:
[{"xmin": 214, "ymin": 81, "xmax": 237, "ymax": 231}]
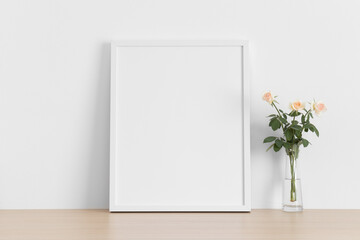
[
  {"xmin": 290, "ymin": 100, "xmax": 305, "ymax": 111},
  {"xmin": 262, "ymin": 91, "xmax": 274, "ymax": 104},
  {"xmin": 312, "ymin": 101, "xmax": 327, "ymax": 115}
]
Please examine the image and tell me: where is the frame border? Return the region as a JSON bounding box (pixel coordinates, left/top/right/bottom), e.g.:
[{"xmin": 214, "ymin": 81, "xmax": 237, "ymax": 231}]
[{"xmin": 110, "ymin": 40, "xmax": 251, "ymax": 212}]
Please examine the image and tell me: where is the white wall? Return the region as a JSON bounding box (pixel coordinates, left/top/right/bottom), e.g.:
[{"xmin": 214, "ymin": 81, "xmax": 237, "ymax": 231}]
[{"xmin": 0, "ymin": 0, "xmax": 359, "ymax": 209}]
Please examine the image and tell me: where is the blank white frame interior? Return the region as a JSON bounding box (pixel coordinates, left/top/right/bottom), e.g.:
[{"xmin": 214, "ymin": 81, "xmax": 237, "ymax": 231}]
[{"xmin": 110, "ymin": 40, "xmax": 250, "ymax": 212}]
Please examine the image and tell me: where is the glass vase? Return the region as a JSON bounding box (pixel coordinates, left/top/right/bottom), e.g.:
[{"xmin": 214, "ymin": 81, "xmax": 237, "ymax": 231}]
[{"xmin": 282, "ymin": 145, "xmax": 303, "ymax": 212}]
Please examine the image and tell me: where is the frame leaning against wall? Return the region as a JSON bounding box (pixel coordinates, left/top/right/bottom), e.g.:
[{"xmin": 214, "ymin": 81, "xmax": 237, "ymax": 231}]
[{"xmin": 110, "ymin": 40, "xmax": 251, "ymax": 212}]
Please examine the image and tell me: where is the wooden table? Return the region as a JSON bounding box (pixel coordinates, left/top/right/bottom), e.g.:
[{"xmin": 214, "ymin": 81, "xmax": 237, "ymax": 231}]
[{"xmin": 0, "ymin": 210, "xmax": 358, "ymax": 239}]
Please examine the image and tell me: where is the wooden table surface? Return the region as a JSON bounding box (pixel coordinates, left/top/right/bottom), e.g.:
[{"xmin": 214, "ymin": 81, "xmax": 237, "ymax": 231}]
[{"xmin": 0, "ymin": 209, "xmax": 359, "ymax": 239}]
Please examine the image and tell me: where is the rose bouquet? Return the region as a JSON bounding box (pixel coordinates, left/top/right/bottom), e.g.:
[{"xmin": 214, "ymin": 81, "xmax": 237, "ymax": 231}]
[{"xmin": 262, "ymin": 91, "xmax": 326, "ymax": 211}]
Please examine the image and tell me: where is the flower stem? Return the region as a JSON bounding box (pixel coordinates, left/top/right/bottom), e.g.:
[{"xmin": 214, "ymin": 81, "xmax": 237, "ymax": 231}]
[
  {"xmin": 289, "ymin": 153, "xmax": 297, "ymax": 202},
  {"xmin": 272, "ymin": 102, "xmax": 284, "ymax": 131}
]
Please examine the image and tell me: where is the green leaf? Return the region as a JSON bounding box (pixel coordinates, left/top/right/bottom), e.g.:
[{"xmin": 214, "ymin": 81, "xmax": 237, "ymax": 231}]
[
  {"xmin": 305, "ymin": 123, "xmax": 315, "ymax": 131},
  {"xmin": 289, "ymin": 111, "xmax": 301, "ymax": 117},
  {"xmin": 301, "ymin": 115, "xmax": 305, "ymax": 123},
  {"xmin": 268, "ymin": 117, "xmax": 276, "ymax": 126},
  {"xmin": 275, "ymin": 139, "xmax": 283, "ymax": 148},
  {"xmin": 302, "ymin": 139, "xmax": 310, "ymax": 147},
  {"xmin": 283, "ymin": 142, "xmax": 291, "ymax": 149},
  {"xmin": 285, "ymin": 129, "xmax": 293, "ymax": 141},
  {"xmin": 263, "ymin": 136, "xmax": 277, "ymax": 143},
  {"xmin": 304, "ymin": 123, "xmax": 319, "ymax": 137},
  {"xmin": 270, "ymin": 118, "xmax": 281, "ymax": 131},
  {"xmin": 295, "ymin": 130, "xmax": 302, "ymax": 139},
  {"xmin": 267, "ymin": 114, "xmax": 277, "ymax": 118},
  {"xmin": 314, "ymin": 127, "xmax": 320, "ymax": 137},
  {"xmin": 269, "ymin": 116, "xmax": 276, "ymax": 122},
  {"xmin": 273, "ymin": 144, "xmax": 282, "ymax": 152},
  {"xmin": 279, "ymin": 117, "xmax": 287, "ymax": 124},
  {"xmin": 290, "ymin": 125, "xmax": 302, "ymax": 131}
]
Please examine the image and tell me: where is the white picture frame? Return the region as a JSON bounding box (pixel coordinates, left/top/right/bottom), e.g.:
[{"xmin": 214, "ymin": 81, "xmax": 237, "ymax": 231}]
[{"xmin": 110, "ymin": 40, "xmax": 250, "ymax": 212}]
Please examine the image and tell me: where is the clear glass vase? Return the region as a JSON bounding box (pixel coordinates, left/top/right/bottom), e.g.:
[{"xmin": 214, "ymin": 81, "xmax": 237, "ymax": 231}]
[{"xmin": 283, "ymin": 145, "xmax": 303, "ymax": 212}]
